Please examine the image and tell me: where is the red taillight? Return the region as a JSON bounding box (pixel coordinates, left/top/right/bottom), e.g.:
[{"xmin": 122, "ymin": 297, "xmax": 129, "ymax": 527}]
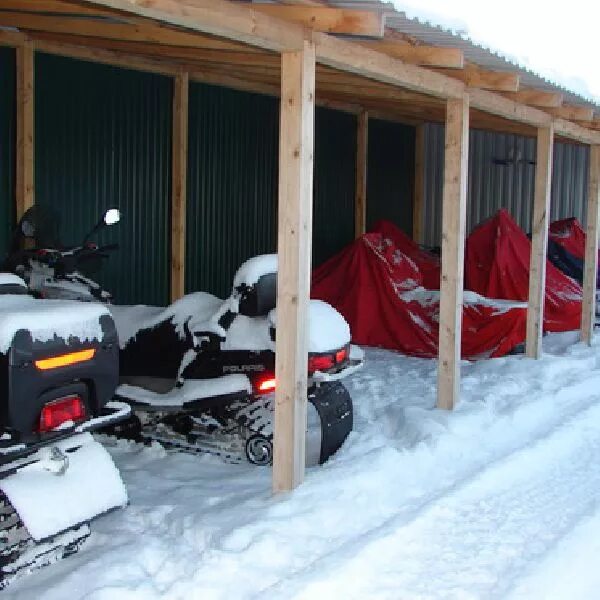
[
  {"xmin": 335, "ymin": 347, "xmax": 348, "ymax": 364},
  {"xmin": 308, "ymin": 354, "xmax": 335, "ymax": 374},
  {"xmin": 38, "ymin": 395, "xmax": 86, "ymax": 433},
  {"xmin": 257, "ymin": 377, "xmax": 277, "ymax": 394}
]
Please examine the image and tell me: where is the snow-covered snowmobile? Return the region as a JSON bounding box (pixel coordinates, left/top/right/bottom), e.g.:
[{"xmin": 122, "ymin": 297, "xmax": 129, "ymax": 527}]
[
  {"xmin": 109, "ymin": 256, "xmax": 361, "ymax": 466},
  {"xmin": 0, "ymin": 273, "xmax": 130, "ymax": 589},
  {"xmin": 4, "ymin": 205, "xmax": 120, "ymax": 303}
]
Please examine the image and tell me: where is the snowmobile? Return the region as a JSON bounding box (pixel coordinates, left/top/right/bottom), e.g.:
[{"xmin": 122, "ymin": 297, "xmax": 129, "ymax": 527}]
[
  {"xmin": 0, "ymin": 272, "xmax": 130, "ymax": 589},
  {"xmin": 5, "ymin": 209, "xmax": 361, "ymax": 466},
  {"xmin": 109, "ymin": 256, "xmax": 362, "ymax": 466},
  {"xmin": 3, "ymin": 205, "xmax": 120, "ymax": 303}
]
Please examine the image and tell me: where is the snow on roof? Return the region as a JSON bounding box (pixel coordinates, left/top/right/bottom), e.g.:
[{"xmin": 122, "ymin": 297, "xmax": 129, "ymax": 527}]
[{"xmin": 328, "ymin": 0, "xmax": 600, "ymax": 108}]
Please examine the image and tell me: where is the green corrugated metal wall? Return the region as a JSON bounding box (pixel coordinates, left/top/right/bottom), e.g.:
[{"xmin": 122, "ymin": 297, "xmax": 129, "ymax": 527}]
[
  {"xmin": 0, "ymin": 47, "xmax": 15, "ymax": 257},
  {"xmin": 185, "ymin": 83, "xmax": 279, "ymax": 298},
  {"xmin": 367, "ymin": 118, "xmax": 415, "ymax": 235},
  {"xmin": 35, "ymin": 53, "xmax": 172, "ymax": 305},
  {"xmin": 186, "ymin": 81, "xmax": 357, "ymax": 298}
]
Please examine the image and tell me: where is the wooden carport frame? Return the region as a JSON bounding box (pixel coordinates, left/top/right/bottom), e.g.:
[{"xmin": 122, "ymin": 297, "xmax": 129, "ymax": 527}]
[{"xmin": 2, "ymin": 0, "xmax": 600, "ymax": 492}]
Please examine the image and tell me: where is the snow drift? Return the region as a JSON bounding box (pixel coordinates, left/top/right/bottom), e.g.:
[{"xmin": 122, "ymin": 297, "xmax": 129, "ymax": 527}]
[
  {"xmin": 465, "ymin": 210, "xmax": 582, "ymax": 332},
  {"xmin": 312, "ymin": 226, "xmax": 526, "ymax": 359}
]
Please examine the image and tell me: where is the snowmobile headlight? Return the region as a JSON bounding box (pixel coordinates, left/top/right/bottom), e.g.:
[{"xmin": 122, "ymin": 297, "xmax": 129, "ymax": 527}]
[{"xmin": 35, "ymin": 348, "xmax": 96, "ymax": 371}]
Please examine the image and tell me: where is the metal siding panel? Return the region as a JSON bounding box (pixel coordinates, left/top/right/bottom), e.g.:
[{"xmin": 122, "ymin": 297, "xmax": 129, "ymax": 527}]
[
  {"xmin": 0, "ymin": 47, "xmax": 15, "ymax": 257},
  {"xmin": 366, "ymin": 118, "xmax": 415, "ymax": 235},
  {"xmin": 422, "ymin": 122, "xmax": 443, "ymax": 247},
  {"xmin": 313, "ymin": 106, "xmax": 356, "ymax": 267},
  {"xmin": 35, "ymin": 53, "xmax": 171, "ymax": 305},
  {"xmin": 186, "ymin": 82, "xmax": 279, "ymax": 299}
]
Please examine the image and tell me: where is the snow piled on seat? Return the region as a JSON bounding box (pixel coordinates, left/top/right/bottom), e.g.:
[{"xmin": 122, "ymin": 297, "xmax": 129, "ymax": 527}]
[
  {"xmin": 233, "ymin": 254, "xmax": 278, "ymax": 289},
  {"xmin": 0, "ymin": 296, "xmax": 109, "ymax": 353}
]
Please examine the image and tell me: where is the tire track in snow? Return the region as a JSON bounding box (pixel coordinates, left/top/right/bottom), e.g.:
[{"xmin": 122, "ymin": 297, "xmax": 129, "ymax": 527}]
[{"xmin": 277, "ymin": 399, "xmax": 600, "ymax": 599}]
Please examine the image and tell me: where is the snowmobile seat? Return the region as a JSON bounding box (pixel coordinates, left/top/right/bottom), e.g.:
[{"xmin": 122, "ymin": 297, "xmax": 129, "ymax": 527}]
[
  {"xmin": 0, "ymin": 274, "xmax": 27, "ymax": 296},
  {"xmin": 237, "ymin": 272, "xmax": 277, "ymax": 318}
]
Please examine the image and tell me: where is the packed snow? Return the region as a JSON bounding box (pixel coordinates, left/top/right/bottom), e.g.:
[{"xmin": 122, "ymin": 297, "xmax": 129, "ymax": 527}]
[
  {"xmin": 232, "ymin": 254, "xmax": 277, "ymax": 289},
  {"xmin": 0, "ymin": 273, "xmax": 26, "ymax": 288},
  {"xmin": 0, "ymin": 295, "xmax": 109, "ymax": 353},
  {"xmin": 0, "ymin": 433, "xmax": 126, "ymax": 541},
  {"xmin": 7, "ymin": 331, "xmax": 600, "ymax": 598}
]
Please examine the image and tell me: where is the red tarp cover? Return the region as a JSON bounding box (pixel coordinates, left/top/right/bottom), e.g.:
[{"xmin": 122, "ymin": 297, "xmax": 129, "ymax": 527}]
[
  {"xmin": 549, "ymin": 217, "xmax": 587, "ymax": 260},
  {"xmin": 312, "ymin": 229, "xmax": 526, "ymax": 359},
  {"xmin": 465, "ymin": 209, "xmax": 582, "ymax": 333}
]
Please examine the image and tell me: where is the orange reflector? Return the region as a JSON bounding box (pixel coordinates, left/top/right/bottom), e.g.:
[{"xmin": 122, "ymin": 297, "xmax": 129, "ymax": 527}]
[
  {"xmin": 258, "ymin": 377, "xmax": 277, "ymax": 393},
  {"xmin": 35, "ymin": 348, "xmax": 96, "ymax": 371}
]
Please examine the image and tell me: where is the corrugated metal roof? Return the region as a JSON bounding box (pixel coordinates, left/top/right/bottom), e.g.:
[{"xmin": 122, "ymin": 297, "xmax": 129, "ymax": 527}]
[{"xmin": 327, "ymin": 0, "xmax": 600, "ymax": 109}]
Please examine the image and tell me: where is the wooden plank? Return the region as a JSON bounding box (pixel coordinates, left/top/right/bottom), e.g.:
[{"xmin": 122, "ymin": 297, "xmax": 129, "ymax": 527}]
[
  {"xmin": 553, "ymin": 119, "xmax": 600, "ymax": 145},
  {"xmin": 273, "ymin": 40, "xmax": 315, "ymax": 493},
  {"xmin": 355, "ymin": 109, "xmax": 368, "ymax": 238},
  {"xmin": 503, "ymin": 89, "xmax": 564, "ymax": 108},
  {"xmin": 171, "ymin": 72, "xmax": 188, "ymax": 302},
  {"xmin": 15, "ymin": 42, "xmax": 35, "ymax": 219},
  {"xmin": 0, "ymin": 0, "xmax": 115, "ymax": 15},
  {"xmin": 360, "ymin": 40, "xmax": 464, "ymax": 68},
  {"xmin": 251, "ymin": 6, "xmax": 384, "ymax": 37},
  {"xmin": 437, "ymin": 64, "xmax": 520, "ymax": 92},
  {"xmin": 75, "ymin": 0, "xmax": 306, "ymax": 52},
  {"xmin": 412, "ymin": 123, "xmax": 425, "ymax": 243},
  {"xmin": 314, "ymin": 32, "xmax": 464, "ymax": 100},
  {"xmin": 548, "ymin": 104, "xmax": 594, "ymax": 122},
  {"xmin": 437, "ymin": 95, "xmax": 469, "ymax": 411},
  {"xmin": 581, "ymin": 145, "xmax": 600, "ymax": 345},
  {"xmin": 468, "ymin": 87, "xmax": 551, "ymax": 128},
  {"xmin": 526, "ymin": 125, "xmax": 554, "ymax": 359}
]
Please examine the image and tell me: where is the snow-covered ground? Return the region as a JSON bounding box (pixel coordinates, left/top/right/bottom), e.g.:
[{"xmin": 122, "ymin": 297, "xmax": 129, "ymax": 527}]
[{"xmin": 8, "ymin": 331, "xmax": 600, "ymax": 599}]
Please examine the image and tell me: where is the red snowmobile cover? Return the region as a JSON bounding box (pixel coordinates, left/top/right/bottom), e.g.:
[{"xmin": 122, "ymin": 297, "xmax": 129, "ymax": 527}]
[
  {"xmin": 312, "ymin": 230, "xmax": 526, "ymax": 359},
  {"xmin": 370, "ymin": 220, "xmax": 441, "ymax": 289},
  {"xmin": 465, "ymin": 210, "xmax": 582, "ymax": 333},
  {"xmin": 549, "ymin": 217, "xmax": 587, "ymax": 259}
]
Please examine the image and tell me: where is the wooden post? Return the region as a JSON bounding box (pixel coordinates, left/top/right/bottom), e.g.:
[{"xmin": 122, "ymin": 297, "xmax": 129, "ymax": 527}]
[
  {"xmin": 16, "ymin": 42, "xmax": 34, "ymax": 219},
  {"xmin": 273, "ymin": 40, "xmax": 315, "ymax": 493},
  {"xmin": 581, "ymin": 145, "xmax": 600, "ymax": 345},
  {"xmin": 413, "ymin": 123, "xmax": 425, "ymax": 244},
  {"xmin": 437, "ymin": 96, "xmax": 469, "ymax": 411},
  {"xmin": 355, "ymin": 109, "xmax": 368, "ymax": 238},
  {"xmin": 526, "ymin": 125, "xmax": 554, "ymax": 358},
  {"xmin": 171, "ymin": 72, "xmax": 189, "ymax": 301}
]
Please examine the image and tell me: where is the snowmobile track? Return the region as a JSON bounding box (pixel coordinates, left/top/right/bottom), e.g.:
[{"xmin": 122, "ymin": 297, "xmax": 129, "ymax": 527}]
[{"xmin": 257, "ymin": 389, "xmax": 600, "ymax": 599}]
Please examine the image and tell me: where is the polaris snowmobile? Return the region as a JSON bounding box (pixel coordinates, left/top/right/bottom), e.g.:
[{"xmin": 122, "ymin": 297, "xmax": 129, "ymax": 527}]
[
  {"xmin": 109, "ymin": 256, "xmax": 362, "ymax": 466},
  {"xmin": 0, "ymin": 273, "xmax": 130, "ymax": 589},
  {"xmin": 4, "ymin": 205, "xmax": 120, "ymax": 303}
]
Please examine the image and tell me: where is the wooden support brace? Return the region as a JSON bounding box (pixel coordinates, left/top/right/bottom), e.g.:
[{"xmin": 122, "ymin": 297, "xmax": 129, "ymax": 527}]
[
  {"xmin": 581, "ymin": 145, "xmax": 600, "ymax": 345},
  {"xmin": 355, "ymin": 109, "xmax": 368, "ymax": 238},
  {"xmin": 413, "ymin": 123, "xmax": 425, "ymax": 244},
  {"xmin": 526, "ymin": 125, "xmax": 554, "ymax": 358},
  {"xmin": 437, "ymin": 96, "xmax": 469, "ymax": 411},
  {"xmin": 16, "ymin": 42, "xmax": 35, "ymax": 219},
  {"xmin": 171, "ymin": 71, "xmax": 189, "ymax": 301},
  {"xmin": 273, "ymin": 40, "xmax": 315, "ymax": 493}
]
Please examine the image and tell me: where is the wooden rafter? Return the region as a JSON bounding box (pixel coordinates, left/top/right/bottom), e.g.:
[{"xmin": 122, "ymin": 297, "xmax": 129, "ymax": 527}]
[
  {"xmin": 547, "ymin": 104, "xmax": 595, "ymax": 122},
  {"xmin": 359, "ymin": 40, "xmax": 464, "ymax": 68},
  {"xmin": 435, "ymin": 64, "xmax": 520, "ymax": 92},
  {"xmin": 503, "ymin": 89, "xmax": 563, "ymax": 108}
]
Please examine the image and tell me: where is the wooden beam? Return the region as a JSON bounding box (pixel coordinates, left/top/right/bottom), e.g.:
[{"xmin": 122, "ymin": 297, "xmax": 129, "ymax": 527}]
[
  {"xmin": 76, "ymin": 0, "xmax": 306, "ymax": 52},
  {"xmin": 503, "ymin": 89, "xmax": 564, "ymax": 108},
  {"xmin": 251, "ymin": 6, "xmax": 384, "ymax": 37},
  {"xmin": 360, "ymin": 40, "xmax": 464, "ymax": 68},
  {"xmin": 273, "ymin": 40, "xmax": 315, "ymax": 493},
  {"xmin": 314, "ymin": 32, "xmax": 464, "ymax": 100},
  {"xmin": 581, "ymin": 145, "xmax": 600, "ymax": 345},
  {"xmin": 16, "ymin": 42, "xmax": 34, "ymax": 219},
  {"xmin": 437, "ymin": 95, "xmax": 469, "ymax": 411},
  {"xmin": 413, "ymin": 123, "xmax": 425, "ymax": 244},
  {"xmin": 171, "ymin": 71, "xmax": 188, "ymax": 302},
  {"xmin": 355, "ymin": 109, "xmax": 368, "ymax": 238},
  {"xmin": 553, "ymin": 118, "xmax": 600, "ymax": 145},
  {"xmin": 548, "ymin": 104, "xmax": 595, "ymax": 122},
  {"xmin": 526, "ymin": 124, "xmax": 554, "ymax": 359},
  {"xmin": 437, "ymin": 65, "xmax": 520, "ymax": 92}
]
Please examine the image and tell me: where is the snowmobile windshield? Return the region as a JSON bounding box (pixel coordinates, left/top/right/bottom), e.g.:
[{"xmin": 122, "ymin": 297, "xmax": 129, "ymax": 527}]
[{"xmin": 11, "ymin": 206, "xmax": 62, "ymax": 252}]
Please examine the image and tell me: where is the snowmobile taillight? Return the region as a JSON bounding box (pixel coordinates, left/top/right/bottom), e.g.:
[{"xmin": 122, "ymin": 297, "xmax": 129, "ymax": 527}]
[
  {"xmin": 38, "ymin": 395, "xmax": 86, "ymax": 432},
  {"xmin": 257, "ymin": 377, "xmax": 277, "ymax": 394},
  {"xmin": 35, "ymin": 348, "xmax": 96, "ymax": 371},
  {"xmin": 308, "ymin": 354, "xmax": 335, "ymax": 373},
  {"xmin": 335, "ymin": 347, "xmax": 348, "ymax": 364}
]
